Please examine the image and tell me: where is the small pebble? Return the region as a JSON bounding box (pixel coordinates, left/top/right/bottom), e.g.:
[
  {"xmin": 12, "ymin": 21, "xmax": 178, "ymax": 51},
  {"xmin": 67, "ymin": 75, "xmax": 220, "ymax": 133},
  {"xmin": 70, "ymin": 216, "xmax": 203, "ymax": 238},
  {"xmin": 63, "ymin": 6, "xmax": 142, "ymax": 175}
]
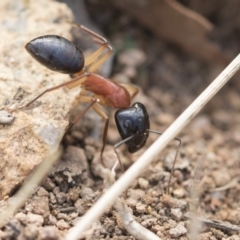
[
  {"xmin": 0, "ymin": 110, "xmax": 14, "ymax": 124},
  {"xmin": 69, "ymin": 212, "xmax": 78, "ymax": 219},
  {"xmin": 84, "ymin": 137, "xmax": 95, "ymax": 146},
  {"xmin": 57, "ymin": 213, "xmax": 70, "ymax": 221},
  {"xmin": 157, "ymin": 112, "xmax": 174, "ymax": 125},
  {"xmin": 161, "ymin": 194, "xmax": 187, "ymax": 210},
  {"xmin": 170, "ymin": 208, "xmax": 183, "ymax": 221},
  {"xmin": 225, "ymin": 235, "xmax": 240, "ymax": 240},
  {"xmin": 123, "ymin": 66, "xmax": 136, "ymax": 78},
  {"xmin": 53, "ymin": 187, "xmax": 60, "ymax": 194},
  {"xmin": 84, "ymin": 145, "xmax": 95, "ymax": 160},
  {"xmin": 169, "ymin": 222, "xmax": 187, "ymax": 237},
  {"xmin": 138, "ymin": 177, "xmax": 149, "ymax": 190},
  {"xmin": 80, "ymin": 187, "xmax": 93, "ymax": 198},
  {"xmin": 144, "ymin": 195, "xmax": 154, "ymax": 205},
  {"xmin": 25, "ymin": 196, "xmax": 50, "ymax": 218},
  {"xmin": 15, "ymin": 212, "xmax": 27, "ymax": 224},
  {"xmin": 26, "ymin": 213, "xmax": 44, "ymax": 226},
  {"xmin": 126, "ymin": 198, "xmax": 137, "ymax": 208},
  {"xmin": 118, "ymin": 49, "xmax": 146, "ymax": 67},
  {"xmin": 173, "ymin": 170, "xmax": 184, "ymax": 183},
  {"xmin": 49, "ymin": 192, "xmax": 57, "ymax": 204},
  {"xmin": 71, "ymin": 131, "xmax": 84, "ymax": 140},
  {"xmin": 37, "ymin": 187, "xmax": 49, "ymax": 197},
  {"xmin": 112, "ymin": 73, "xmax": 130, "ymax": 84},
  {"xmin": 40, "ymin": 226, "xmax": 60, "ymax": 240},
  {"xmin": 141, "ymin": 218, "xmax": 158, "ymax": 228},
  {"xmin": 128, "ymin": 189, "xmax": 145, "ymax": 200},
  {"xmin": 56, "ymin": 219, "xmax": 70, "ymax": 230},
  {"xmin": 225, "ymin": 208, "xmax": 240, "ymax": 225},
  {"xmin": 71, "ymin": 217, "xmax": 82, "ymax": 226},
  {"xmin": 150, "ymin": 190, "xmax": 162, "ymax": 198},
  {"xmin": 74, "ymin": 199, "xmax": 84, "ymax": 215},
  {"xmin": 41, "ymin": 177, "xmax": 56, "ymax": 191},
  {"xmin": 106, "ymin": 223, "xmax": 115, "ymax": 233},
  {"xmin": 136, "ymin": 202, "xmax": 146, "ymax": 213},
  {"xmin": 24, "ymin": 224, "xmax": 39, "ymax": 239},
  {"xmin": 67, "ymin": 187, "xmax": 80, "ymax": 202},
  {"xmin": 55, "ymin": 192, "xmax": 66, "ymax": 204},
  {"xmin": 173, "ymin": 188, "xmax": 186, "ymax": 198},
  {"xmin": 189, "ymin": 115, "xmax": 211, "ymax": 135},
  {"xmin": 211, "ymin": 169, "xmax": 231, "ymax": 187},
  {"xmin": 48, "ymin": 214, "xmax": 57, "ymax": 225}
]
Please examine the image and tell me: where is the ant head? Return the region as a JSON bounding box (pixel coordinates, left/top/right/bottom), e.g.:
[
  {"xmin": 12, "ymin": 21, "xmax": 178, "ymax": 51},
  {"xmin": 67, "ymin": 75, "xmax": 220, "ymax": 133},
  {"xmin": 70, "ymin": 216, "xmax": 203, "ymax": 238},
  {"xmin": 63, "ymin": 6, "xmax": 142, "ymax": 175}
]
[{"xmin": 115, "ymin": 102, "xmax": 150, "ymax": 153}]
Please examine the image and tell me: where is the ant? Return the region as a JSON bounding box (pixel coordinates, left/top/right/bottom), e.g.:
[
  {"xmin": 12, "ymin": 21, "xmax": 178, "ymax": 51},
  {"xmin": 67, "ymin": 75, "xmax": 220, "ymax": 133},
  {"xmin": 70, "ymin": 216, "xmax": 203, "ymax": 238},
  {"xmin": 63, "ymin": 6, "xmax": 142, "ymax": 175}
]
[
  {"xmin": 113, "ymin": 102, "xmax": 181, "ymax": 194},
  {"xmin": 14, "ymin": 24, "xmax": 180, "ymax": 193},
  {"xmin": 14, "ymin": 24, "xmax": 138, "ymax": 165}
]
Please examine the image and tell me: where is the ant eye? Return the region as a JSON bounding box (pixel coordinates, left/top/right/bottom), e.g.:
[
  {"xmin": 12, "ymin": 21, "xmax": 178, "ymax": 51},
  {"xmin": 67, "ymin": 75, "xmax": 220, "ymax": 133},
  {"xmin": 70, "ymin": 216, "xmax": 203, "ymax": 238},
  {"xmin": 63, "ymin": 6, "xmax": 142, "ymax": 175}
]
[{"xmin": 124, "ymin": 119, "xmax": 132, "ymax": 129}]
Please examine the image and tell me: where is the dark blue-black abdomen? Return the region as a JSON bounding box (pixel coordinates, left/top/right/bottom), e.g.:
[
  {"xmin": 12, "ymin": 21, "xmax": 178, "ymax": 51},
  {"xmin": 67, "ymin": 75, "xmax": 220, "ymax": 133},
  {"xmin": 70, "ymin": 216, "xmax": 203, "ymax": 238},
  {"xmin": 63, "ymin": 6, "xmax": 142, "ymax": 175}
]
[{"xmin": 25, "ymin": 35, "xmax": 84, "ymax": 74}]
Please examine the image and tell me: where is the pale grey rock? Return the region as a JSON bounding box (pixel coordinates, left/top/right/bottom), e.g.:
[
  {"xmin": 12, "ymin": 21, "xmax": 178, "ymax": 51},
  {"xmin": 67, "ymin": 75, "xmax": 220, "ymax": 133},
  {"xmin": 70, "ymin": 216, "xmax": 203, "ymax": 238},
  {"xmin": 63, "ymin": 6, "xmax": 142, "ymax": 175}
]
[
  {"xmin": 0, "ymin": 0, "xmax": 79, "ymax": 199},
  {"xmin": 0, "ymin": 110, "xmax": 14, "ymax": 124}
]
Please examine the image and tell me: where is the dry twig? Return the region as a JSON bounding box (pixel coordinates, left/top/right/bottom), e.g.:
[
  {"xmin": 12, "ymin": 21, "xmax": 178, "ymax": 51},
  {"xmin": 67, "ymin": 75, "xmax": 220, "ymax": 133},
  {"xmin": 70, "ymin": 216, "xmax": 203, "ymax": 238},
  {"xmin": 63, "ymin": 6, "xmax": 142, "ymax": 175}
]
[
  {"xmin": 185, "ymin": 212, "xmax": 240, "ymax": 232},
  {"xmin": 209, "ymin": 177, "xmax": 239, "ymax": 192},
  {"xmin": 115, "ymin": 198, "xmax": 161, "ymax": 240},
  {"xmin": 97, "ymin": 164, "xmax": 161, "ymax": 240}
]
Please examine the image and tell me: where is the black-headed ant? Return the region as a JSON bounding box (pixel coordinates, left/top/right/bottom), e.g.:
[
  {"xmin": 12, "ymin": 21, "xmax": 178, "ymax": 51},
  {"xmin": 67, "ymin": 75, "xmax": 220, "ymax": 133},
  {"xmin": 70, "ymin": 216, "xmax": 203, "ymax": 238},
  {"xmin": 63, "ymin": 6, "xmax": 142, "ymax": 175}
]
[
  {"xmin": 15, "ymin": 25, "xmax": 138, "ymax": 165},
  {"xmin": 14, "ymin": 25, "xmax": 180, "ymax": 193}
]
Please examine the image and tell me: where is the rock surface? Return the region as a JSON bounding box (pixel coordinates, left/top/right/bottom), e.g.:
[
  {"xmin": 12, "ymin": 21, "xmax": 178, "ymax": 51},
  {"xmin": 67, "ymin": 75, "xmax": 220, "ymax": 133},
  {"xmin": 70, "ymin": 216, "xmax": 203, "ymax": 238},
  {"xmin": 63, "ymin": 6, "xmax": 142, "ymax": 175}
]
[{"xmin": 0, "ymin": 0, "xmax": 79, "ymax": 199}]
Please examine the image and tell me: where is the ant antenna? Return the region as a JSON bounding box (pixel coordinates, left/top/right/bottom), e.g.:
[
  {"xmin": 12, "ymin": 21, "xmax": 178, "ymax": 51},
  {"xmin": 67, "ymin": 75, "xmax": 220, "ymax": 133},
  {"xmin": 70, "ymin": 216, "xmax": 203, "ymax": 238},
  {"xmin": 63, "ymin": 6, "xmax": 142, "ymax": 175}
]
[
  {"xmin": 112, "ymin": 135, "xmax": 136, "ymax": 173},
  {"xmin": 147, "ymin": 130, "xmax": 181, "ymax": 195}
]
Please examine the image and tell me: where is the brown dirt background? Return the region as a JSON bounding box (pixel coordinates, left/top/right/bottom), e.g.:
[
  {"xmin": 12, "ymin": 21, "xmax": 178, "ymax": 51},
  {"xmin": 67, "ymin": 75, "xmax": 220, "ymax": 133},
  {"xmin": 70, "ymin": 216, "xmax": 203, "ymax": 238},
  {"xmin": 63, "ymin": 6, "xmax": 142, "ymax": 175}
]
[{"xmin": 1, "ymin": 0, "xmax": 240, "ymax": 239}]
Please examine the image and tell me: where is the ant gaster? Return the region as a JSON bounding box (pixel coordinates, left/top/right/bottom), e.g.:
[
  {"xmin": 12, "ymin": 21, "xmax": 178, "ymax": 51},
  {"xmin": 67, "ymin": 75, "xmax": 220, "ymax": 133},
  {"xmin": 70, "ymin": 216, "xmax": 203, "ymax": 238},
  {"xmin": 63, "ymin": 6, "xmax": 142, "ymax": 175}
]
[{"xmin": 16, "ymin": 25, "xmax": 138, "ymax": 165}]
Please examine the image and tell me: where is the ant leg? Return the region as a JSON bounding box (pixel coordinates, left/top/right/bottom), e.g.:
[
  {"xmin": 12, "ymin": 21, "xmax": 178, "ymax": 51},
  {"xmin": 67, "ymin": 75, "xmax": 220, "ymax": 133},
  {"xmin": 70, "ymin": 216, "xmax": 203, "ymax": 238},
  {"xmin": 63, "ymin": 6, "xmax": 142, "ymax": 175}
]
[
  {"xmin": 79, "ymin": 25, "xmax": 113, "ymax": 72},
  {"xmin": 87, "ymin": 47, "xmax": 113, "ymax": 73},
  {"xmin": 148, "ymin": 130, "xmax": 182, "ymax": 194},
  {"xmin": 85, "ymin": 42, "xmax": 112, "ymax": 68},
  {"xmin": 119, "ymin": 84, "xmax": 139, "ymax": 100},
  {"xmin": 91, "ymin": 104, "xmax": 109, "ymax": 167},
  {"xmin": 65, "ymin": 69, "xmax": 87, "ymax": 89},
  {"xmin": 78, "ymin": 88, "xmax": 88, "ymax": 98},
  {"xmin": 113, "ymin": 135, "xmax": 137, "ymax": 199},
  {"xmin": 63, "ymin": 93, "xmax": 109, "ymax": 169},
  {"xmin": 79, "ymin": 25, "xmax": 109, "ymax": 45},
  {"xmin": 63, "ymin": 98, "xmax": 97, "ymax": 139},
  {"xmin": 113, "ymin": 135, "xmax": 136, "ymax": 174},
  {"xmin": 72, "ymin": 24, "xmax": 113, "ymax": 70},
  {"xmin": 16, "ymin": 73, "xmax": 90, "ymax": 110}
]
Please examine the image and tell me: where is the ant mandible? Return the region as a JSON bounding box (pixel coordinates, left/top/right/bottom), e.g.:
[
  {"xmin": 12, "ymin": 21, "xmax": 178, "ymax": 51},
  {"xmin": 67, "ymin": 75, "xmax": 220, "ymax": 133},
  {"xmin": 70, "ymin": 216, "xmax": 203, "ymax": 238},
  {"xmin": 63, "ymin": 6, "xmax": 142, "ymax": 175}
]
[
  {"xmin": 15, "ymin": 24, "xmax": 138, "ymax": 165},
  {"xmin": 114, "ymin": 102, "xmax": 181, "ymax": 194}
]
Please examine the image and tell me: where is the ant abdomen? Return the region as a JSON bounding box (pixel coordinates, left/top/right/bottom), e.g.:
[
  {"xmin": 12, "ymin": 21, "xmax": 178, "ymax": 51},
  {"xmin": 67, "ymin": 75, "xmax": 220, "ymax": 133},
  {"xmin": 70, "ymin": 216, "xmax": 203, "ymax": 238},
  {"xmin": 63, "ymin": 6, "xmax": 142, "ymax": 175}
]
[{"xmin": 25, "ymin": 35, "xmax": 84, "ymax": 74}]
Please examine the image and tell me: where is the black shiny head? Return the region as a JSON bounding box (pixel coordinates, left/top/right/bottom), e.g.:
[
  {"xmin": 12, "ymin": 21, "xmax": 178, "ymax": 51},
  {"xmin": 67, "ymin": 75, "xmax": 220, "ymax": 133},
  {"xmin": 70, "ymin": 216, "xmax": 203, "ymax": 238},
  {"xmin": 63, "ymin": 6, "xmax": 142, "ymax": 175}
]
[
  {"xmin": 115, "ymin": 102, "xmax": 150, "ymax": 153},
  {"xmin": 26, "ymin": 35, "xmax": 84, "ymax": 74}
]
